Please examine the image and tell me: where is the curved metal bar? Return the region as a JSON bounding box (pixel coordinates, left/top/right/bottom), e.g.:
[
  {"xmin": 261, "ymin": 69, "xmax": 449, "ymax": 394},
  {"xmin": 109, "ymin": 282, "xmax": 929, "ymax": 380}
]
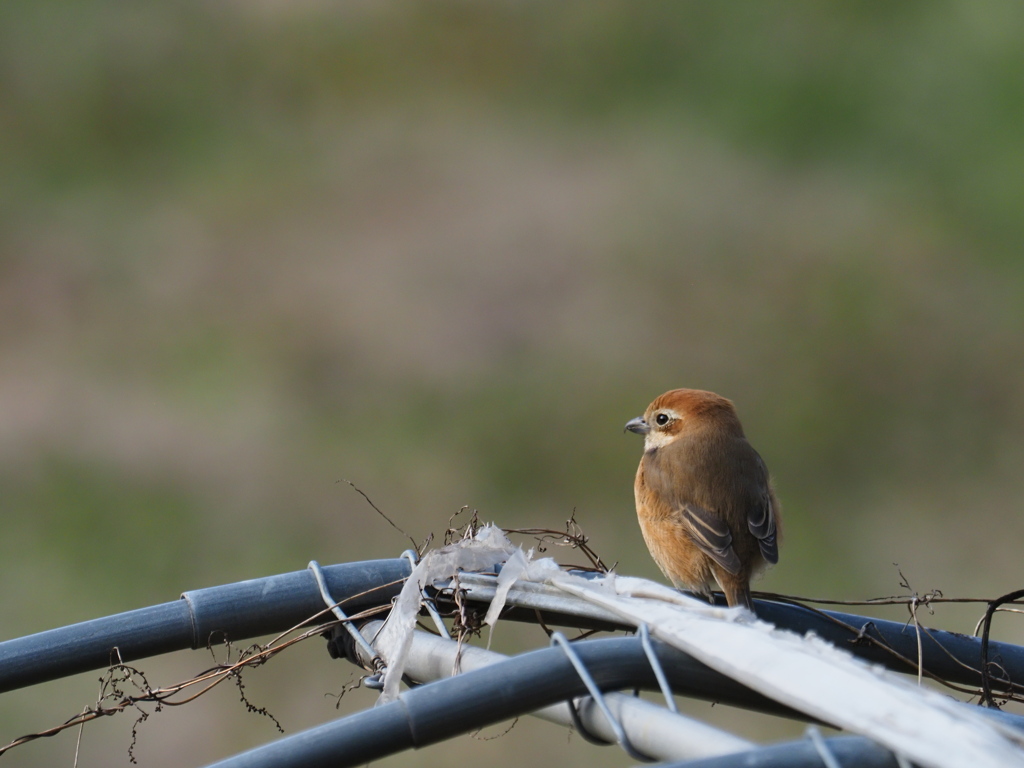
[{"xmin": 0, "ymin": 559, "xmax": 411, "ymax": 693}]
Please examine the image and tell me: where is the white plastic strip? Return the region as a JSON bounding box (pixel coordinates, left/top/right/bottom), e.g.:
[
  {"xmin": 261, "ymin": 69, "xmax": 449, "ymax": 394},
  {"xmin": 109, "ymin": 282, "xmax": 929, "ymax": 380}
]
[
  {"xmin": 549, "ymin": 572, "xmax": 1024, "ymax": 768},
  {"xmin": 373, "ymin": 525, "xmax": 520, "ymax": 702}
]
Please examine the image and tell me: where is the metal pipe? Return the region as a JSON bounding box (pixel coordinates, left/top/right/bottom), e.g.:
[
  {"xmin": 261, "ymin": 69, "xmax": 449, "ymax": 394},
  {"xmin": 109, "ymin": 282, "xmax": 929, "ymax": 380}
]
[
  {"xmin": 0, "ymin": 559, "xmax": 410, "ymax": 693},
  {"xmin": 202, "ymin": 636, "xmax": 802, "ymax": 768},
  {"xmin": 358, "ymin": 619, "xmax": 755, "ymax": 761}
]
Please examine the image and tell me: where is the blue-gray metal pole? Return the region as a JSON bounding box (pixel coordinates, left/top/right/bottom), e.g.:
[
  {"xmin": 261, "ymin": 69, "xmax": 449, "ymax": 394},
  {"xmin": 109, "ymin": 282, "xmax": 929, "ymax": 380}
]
[
  {"xmin": 0, "ymin": 559, "xmax": 410, "ymax": 693},
  {"xmin": 202, "ymin": 635, "xmax": 800, "ymax": 768}
]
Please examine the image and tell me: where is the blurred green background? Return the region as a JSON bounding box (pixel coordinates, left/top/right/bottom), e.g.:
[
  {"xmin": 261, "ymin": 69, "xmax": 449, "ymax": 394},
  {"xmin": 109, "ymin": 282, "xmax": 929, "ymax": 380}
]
[{"xmin": 4, "ymin": 2, "xmax": 1024, "ymax": 765}]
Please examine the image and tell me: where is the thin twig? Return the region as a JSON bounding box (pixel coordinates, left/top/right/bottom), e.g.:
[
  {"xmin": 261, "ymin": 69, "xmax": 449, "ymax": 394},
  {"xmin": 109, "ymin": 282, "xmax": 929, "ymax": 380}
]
[
  {"xmin": 894, "ymin": 568, "xmax": 931, "ymax": 688},
  {"xmin": 754, "ymin": 591, "xmax": 1024, "ymax": 608},
  {"xmin": 72, "ymin": 707, "xmax": 87, "ymax": 768},
  {"xmin": 340, "ymin": 479, "xmax": 419, "ymax": 554},
  {"xmin": 505, "ymin": 512, "xmax": 614, "ymax": 573},
  {"xmin": 980, "ymin": 588, "xmax": 1024, "ymax": 707},
  {"xmin": 973, "ymin": 607, "xmax": 1024, "ymax": 636}
]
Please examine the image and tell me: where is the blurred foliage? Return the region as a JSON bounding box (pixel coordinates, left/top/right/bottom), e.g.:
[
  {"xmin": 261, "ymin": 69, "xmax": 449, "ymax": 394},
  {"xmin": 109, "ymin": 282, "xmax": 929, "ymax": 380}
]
[{"xmin": 3, "ymin": 1, "xmax": 1024, "ymax": 765}]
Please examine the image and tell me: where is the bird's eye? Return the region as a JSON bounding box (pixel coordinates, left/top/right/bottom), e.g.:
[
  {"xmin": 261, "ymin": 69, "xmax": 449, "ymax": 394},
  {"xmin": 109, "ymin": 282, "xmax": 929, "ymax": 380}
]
[{"xmin": 655, "ymin": 413, "xmax": 670, "ymax": 426}]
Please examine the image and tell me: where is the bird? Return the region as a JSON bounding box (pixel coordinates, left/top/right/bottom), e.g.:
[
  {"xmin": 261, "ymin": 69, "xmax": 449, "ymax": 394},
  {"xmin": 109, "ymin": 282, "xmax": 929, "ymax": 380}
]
[{"xmin": 625, "ymin": 388, "xmax": 780, "ymax": 611}]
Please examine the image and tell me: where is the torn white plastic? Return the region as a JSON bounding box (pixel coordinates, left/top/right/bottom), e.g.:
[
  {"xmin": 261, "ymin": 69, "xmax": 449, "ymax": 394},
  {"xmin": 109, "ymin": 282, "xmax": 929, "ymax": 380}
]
[
  {"xmin": 549, "ymin": 572, "xmax": 1024, "ymax": 768},
  {"xmin": 483, "ymin": 546, "xmax": 530, "ymax": 628},
  {"xmin": 374, "ymin": 525, "xmax": 529, "ymax": 702},
  {"xmin": 482, "ymin": 545, "xmax": 529, "ymax": 649}
]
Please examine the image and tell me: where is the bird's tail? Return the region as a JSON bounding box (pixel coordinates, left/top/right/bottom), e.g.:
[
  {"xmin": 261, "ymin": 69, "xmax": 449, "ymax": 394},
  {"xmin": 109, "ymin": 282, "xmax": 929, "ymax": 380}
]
[{"xmin": 720, "ymin": 580, "xmax": 755, "ymax": 612}]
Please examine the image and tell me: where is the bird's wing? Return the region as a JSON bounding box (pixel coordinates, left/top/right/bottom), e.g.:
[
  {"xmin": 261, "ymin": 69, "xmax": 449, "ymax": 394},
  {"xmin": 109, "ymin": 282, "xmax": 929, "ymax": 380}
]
[
  {"xmin": 747, "ymin": 455, "xmax": 778, "ymax": 564},
  {"xmin": 679, "ymin": 502, "xmax": 743, "ymax": 576}
]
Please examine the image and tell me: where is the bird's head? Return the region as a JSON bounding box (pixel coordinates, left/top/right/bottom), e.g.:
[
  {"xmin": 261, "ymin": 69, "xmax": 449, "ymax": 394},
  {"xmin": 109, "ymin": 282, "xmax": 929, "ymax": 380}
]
[{"xmin": 625, "ymin": 388, "xmax": 745, "ymax": 450}]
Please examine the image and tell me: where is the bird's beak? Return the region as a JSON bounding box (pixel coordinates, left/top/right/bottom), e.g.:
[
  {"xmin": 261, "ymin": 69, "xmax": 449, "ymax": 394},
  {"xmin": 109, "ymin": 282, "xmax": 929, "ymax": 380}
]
[{"xmin": 624, "ymin": 416, "xmax": 649, "ymax": 435}]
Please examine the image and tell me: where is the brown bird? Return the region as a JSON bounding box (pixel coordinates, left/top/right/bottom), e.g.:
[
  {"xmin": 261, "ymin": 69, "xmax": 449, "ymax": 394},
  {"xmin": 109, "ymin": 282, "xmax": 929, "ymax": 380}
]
[{"xmin": 625, "ymin": 388, "xmax": 780, "ymax": 610}]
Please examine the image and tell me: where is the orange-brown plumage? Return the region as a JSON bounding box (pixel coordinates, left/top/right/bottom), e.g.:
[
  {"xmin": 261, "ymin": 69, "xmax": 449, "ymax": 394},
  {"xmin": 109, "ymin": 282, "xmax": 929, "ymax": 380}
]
[{"xmin": 625, "ymin": 389, "xmax": 780, "ymax": 610}]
